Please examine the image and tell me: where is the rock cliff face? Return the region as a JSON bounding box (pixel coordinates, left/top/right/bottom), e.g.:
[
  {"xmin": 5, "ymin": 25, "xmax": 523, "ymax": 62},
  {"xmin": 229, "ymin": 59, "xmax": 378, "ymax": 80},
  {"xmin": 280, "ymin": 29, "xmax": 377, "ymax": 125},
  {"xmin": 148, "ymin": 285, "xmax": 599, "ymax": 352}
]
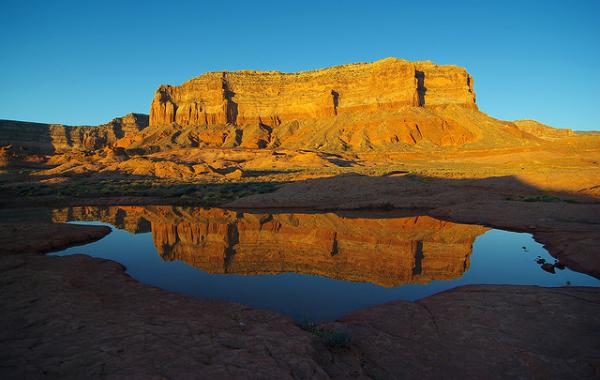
[
  {"xmin": 150, "ymin": 58, "xmax": 476, "ymax": 128},
  {"xmin": 52, "ymin": 206, "xmax": 488, "ymax": 287},
  {"xmin": 0, "ymin": 113, "xmax": 148, "ymax": 154},
  {"xmin": 1, "ymin": 58, "xmax": 582, "ymax": 156},
  {"xmin": 141, "ymin": 58, "xmax": 482, "ymax": 150}
]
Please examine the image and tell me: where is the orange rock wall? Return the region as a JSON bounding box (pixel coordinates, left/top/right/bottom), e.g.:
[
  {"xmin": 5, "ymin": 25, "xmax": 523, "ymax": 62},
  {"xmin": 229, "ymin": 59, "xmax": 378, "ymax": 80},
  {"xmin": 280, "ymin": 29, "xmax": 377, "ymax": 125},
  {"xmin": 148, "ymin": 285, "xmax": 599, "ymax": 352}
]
[{"xmin": 149, "ymin": 58, "xmax": 477, "ymax": 128}]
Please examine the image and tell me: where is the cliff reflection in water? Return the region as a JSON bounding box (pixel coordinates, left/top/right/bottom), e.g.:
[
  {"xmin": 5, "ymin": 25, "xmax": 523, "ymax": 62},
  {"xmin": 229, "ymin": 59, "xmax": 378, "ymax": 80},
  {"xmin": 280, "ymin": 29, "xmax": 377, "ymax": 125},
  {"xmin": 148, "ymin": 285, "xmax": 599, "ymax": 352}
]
[{"xmin": 52, "ymin": 206, "xmax": 488, "ymax": 287}]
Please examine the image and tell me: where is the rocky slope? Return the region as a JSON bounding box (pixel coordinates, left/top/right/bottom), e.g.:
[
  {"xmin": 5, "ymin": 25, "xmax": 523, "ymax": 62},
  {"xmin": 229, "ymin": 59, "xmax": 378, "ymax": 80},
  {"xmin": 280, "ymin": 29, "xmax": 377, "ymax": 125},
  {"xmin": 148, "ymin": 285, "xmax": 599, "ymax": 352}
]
[
  {"xmin": 513, "ymin": 119, "xmax": 574, "ymax": 139},
  {"xmin": 0, "ymin": 113, "xmax": 148, "ymax": 153}
]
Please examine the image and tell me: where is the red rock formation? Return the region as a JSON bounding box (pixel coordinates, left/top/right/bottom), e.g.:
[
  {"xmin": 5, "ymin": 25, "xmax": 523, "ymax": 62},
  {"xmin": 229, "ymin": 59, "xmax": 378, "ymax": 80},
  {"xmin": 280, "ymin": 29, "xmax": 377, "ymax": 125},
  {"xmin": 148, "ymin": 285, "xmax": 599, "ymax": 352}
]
[
  {"xmin": 0, "ymin": 113, "xmax": 149, "ymax": 154},
  {"xmin": 149, "ymin": 58, "xmax": 477, "ymax": 129},
  {"xmin": 513, "ymin": 119, "xmax": 574, "ymax": 139}
]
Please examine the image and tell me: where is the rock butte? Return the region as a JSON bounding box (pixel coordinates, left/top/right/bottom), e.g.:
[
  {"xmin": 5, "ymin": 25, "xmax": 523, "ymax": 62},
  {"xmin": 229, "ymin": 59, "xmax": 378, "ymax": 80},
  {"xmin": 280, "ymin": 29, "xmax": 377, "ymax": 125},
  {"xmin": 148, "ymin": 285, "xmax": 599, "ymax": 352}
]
[
  {"xmin": 150, "ymin": 58, "xmax": 477, "ymax": 128},
  {"xmin": 52, "ymin": 206, "xmax": 488, "ymax": 287},
  {"xmin": 0, "ymin": 57, "xmax": 579, "ymax": 154},
  {"xmin": 142, "ymin": 58, "xmax": 511, "ymax": 151}
]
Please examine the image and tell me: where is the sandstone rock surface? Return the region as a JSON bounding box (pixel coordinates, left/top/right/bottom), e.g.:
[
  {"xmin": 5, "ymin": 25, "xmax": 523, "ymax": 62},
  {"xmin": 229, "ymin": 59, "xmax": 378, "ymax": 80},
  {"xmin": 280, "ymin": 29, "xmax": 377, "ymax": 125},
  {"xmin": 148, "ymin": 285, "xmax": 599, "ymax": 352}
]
[
  {"xmin": 0, "ymin": 222, "xmax": 111, "ymax": 255},
  {"xmin": 513, "ymin": 119, "xmax": 574, "ymax": 139},
  {"xmin": 1, "ymin": 252, "xmax": 599, "ymax": 379},
  {"xmin": 149, "ymin": 58, "xmax": 477, "ymax": 128},
  {"xmin": 139, "ymin": 58, "xmax": 498, "ymax": 151},
  {"xmin": 1, "ymin": 205, "xmax": 599, "ymax": 379},
  {"xmin": 329, "ymin": 285, "xmax": 600, "ymax": 379}
]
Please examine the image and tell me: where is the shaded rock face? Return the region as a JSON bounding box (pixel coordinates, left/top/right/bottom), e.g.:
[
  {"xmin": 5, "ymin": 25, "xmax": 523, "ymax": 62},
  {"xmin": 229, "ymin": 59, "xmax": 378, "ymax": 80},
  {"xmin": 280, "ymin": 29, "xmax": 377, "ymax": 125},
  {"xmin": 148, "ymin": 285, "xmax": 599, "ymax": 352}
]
[
  {"xmin": 0, "ymin": 113, "xmax": 149, "ymax": 154},
  {"xmin": 52, "ymin": 206, "xmax": 488, "ymax": 287},
  {"xmin": 146, "ymin": 58, "xmax": 478, "ymax": 150}
]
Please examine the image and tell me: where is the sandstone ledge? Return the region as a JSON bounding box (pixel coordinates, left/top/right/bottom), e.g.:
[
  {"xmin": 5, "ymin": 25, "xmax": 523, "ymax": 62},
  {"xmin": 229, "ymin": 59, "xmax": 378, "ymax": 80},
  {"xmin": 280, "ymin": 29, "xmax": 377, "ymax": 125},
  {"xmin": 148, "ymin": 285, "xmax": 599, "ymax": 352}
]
[
  {"xmin": 0, "ymin": 222, "xmax": 599, "ymax": 379},
  {"xmin": 0, "ymin": 222, "xmax": 111, "ymax": 256}
]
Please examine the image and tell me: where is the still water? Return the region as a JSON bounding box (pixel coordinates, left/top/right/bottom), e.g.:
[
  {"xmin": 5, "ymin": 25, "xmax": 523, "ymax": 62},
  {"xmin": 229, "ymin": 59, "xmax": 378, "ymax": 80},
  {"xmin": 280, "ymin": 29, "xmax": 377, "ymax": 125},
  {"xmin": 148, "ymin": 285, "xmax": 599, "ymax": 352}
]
[{"xmin": 51, "ymin": 206, "xmax": 600, "ymax": 321}]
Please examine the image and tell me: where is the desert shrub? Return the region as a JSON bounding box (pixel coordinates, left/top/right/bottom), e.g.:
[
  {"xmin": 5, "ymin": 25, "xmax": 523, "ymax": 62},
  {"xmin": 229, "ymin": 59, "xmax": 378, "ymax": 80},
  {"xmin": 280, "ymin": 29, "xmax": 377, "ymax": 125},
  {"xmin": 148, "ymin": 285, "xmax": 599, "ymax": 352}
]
[
  {"xmin": 522, "ymin": 195, "xmax": 561, "ymax": 202},
  {"xmin": 298, "ymin": 322, "xmax": 352, "ymax": 349},
  {"xmin": 319, "ymin": 328, "xmax": 353, "ymax": 349}
]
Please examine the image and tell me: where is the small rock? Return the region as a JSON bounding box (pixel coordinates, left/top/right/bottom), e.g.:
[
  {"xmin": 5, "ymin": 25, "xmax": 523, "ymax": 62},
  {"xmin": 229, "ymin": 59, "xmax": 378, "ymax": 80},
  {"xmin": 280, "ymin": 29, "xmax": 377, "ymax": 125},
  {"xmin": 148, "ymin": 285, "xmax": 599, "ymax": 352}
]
[{"xmin": 541, "ymin": 263, "xmax": 556, "ymax": 274}]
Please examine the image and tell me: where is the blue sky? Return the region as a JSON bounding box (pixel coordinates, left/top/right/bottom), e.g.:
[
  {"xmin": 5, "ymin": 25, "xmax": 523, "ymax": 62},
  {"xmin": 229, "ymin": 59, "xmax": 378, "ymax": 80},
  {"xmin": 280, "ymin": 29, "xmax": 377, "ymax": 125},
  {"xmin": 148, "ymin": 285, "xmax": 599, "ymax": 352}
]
[{"xmin": 1, "ymin": 0, "xmax": 599, "ymax": 130}]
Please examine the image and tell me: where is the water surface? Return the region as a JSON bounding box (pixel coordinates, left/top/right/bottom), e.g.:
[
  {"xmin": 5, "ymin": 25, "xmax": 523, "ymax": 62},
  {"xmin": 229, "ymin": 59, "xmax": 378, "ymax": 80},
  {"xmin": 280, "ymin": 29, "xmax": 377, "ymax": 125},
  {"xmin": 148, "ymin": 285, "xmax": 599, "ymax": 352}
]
[{"xmin": 51, "ymin": 206, "xmax": 600, "ymax": 321}]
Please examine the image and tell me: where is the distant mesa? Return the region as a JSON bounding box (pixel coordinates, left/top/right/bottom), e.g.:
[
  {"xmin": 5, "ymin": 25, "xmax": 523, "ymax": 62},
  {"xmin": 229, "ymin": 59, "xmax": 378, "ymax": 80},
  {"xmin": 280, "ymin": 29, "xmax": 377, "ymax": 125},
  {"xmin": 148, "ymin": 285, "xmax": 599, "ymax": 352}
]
[
  {"xmin": 0, "ymin": 113, "xmax": 148, "ymax": 154},
  {"xmin": 0, "ymin": 58, "xmax": 580, "ymax": 154},
  {"xmin": 52, "ymin": 206, "xmax": 489, "ymax": 287}
]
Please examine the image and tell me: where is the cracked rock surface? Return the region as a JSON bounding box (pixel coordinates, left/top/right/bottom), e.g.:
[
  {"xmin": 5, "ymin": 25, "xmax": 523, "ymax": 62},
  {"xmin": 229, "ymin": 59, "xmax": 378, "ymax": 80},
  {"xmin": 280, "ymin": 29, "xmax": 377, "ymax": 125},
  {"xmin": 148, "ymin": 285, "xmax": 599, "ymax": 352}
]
[{"xmin": 1, "ymin": 222, "xmax": 599, "ymax": 379}]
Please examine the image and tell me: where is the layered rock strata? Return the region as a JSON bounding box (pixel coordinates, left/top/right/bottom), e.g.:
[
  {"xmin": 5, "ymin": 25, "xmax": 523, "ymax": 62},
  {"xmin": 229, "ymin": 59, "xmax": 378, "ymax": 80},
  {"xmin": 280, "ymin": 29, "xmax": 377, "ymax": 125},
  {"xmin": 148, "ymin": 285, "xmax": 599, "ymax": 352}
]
[
  {"xmin": 513, "ymin": 119, "xmax": 574, "ymax": 139},
  {"xmin": 140, "ymin": 58, "xmax": 485, "ymax": 150},
  {"xmin": 150, "ymin": 58, "xmax": 477, "ymax": 128},
  {"xmin": 0, "ymin": 113, "xmax": 148, "ymax": 153}
]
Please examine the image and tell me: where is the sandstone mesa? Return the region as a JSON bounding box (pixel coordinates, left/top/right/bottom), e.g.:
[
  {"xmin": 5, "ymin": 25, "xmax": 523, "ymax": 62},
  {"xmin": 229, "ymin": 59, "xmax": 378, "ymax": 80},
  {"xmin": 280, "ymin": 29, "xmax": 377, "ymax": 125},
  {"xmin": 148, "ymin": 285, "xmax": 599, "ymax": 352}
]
[{"xmin": 0, "ymin": 57, "xmax": 581, "ymax": 156}]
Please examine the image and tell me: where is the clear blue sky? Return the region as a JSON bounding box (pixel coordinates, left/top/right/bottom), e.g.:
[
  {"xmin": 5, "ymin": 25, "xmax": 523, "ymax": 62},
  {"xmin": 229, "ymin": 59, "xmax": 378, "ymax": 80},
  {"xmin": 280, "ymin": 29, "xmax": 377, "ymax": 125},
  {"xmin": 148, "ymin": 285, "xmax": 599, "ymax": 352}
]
[{"xmin": 1, "ymin": 0, "xmax": 599, "ymax": 130}]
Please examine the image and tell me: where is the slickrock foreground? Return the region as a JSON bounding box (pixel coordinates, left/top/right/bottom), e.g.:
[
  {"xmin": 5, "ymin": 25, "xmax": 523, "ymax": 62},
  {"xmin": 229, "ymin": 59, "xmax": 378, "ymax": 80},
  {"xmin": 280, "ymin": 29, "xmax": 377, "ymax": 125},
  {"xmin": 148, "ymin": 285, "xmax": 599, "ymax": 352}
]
[{"xmin": 1, "ymin": 227, "xmax": 599, "ymax": 379}]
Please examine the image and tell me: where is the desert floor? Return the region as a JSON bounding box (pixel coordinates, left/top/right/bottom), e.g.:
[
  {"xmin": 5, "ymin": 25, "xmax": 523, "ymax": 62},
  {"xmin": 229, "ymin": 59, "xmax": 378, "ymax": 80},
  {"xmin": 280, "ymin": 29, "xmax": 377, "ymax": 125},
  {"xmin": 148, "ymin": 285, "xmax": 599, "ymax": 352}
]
[{"xmin": 1, "ymin": 142, "xmax": 599, "ymax": 378}]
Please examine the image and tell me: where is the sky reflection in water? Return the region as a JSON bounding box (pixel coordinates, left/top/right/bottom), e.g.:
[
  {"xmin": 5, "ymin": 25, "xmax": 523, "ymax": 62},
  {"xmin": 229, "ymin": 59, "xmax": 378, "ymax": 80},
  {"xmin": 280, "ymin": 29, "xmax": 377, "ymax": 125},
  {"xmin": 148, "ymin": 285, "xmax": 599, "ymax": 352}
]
[{"xmin": 51, "ymin": 207, "xmax": 600, "ymax": 321}]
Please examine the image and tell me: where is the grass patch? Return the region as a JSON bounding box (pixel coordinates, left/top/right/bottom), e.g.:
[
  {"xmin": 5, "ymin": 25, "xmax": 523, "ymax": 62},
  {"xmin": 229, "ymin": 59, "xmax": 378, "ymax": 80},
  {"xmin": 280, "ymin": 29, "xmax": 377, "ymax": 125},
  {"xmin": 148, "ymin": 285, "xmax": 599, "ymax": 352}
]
[
  {"xmin": 299, "ymin": 322, "xmax": 352, "ymax": 349},
  {"xmin": 5, "ymin": 178, "xmax": 281, "ymax": 206},
  {"xmin": 521, "ymin": 195, "xmax": 561, "ymax": 203}
]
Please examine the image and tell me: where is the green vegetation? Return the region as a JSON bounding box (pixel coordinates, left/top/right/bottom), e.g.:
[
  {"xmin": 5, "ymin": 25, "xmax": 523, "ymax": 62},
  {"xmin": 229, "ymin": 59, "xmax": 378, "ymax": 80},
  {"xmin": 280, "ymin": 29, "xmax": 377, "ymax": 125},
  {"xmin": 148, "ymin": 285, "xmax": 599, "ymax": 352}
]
[
  {"xmin": 299, "ymin": 322, "xmax": 352, "ymax": 349},
  {"xmin": 7, "ymin": 178, "xmax": 280, "ymax": 206},
  {"xmin": 514, "ymin": 194, "xmax": 580, "ymax": 204},
  {"xmin": 521, "ymin": 195, "xmax": 561, "ymax": 203}
]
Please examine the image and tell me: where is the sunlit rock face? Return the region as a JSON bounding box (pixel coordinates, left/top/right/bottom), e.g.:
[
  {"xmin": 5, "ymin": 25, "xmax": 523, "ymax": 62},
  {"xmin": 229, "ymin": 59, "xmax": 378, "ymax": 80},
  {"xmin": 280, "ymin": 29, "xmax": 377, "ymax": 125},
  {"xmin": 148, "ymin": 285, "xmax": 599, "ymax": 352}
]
[
  {"xmin": 150, "ymin": 58, "xmax": 477, "ymax": 128},
  {"xmin": 145, "ymin": 58, "xmax": 478, "ymax": 150},
  {"xmin": 53, "ymin": 206, "xmax": 488, "ymax": 287}
]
